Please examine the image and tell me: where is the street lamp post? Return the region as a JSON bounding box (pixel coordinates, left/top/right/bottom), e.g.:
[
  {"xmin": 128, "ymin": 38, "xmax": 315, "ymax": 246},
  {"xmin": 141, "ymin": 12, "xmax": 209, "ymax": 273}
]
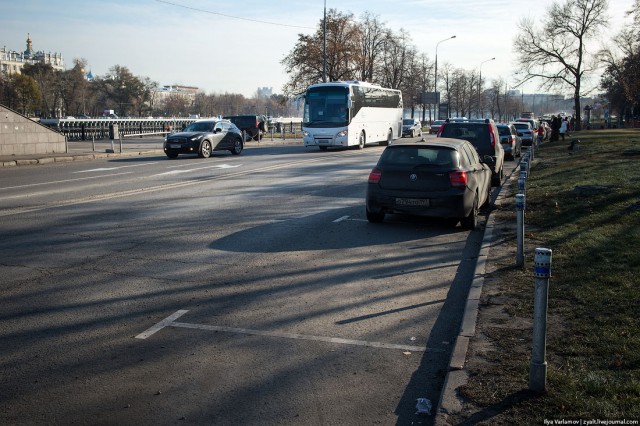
[
  {"xmin": 478, "ymin": 57, "xmax": 495, "ymax": 119},
  {"xmin": 435, "ymin": 35, "xmax": 456, "ymax": 121}
]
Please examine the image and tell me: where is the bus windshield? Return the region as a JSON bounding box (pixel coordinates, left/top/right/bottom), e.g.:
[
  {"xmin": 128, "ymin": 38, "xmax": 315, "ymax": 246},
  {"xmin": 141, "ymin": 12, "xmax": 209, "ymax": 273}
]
[{"xmin": 303, "ymin": 86, "xmax": 349, "ymax": 128}]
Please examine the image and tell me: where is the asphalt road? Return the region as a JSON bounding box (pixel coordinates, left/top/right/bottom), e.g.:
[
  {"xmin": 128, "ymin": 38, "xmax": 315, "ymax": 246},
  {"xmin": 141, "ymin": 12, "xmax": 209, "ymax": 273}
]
[{"xmin": 0, "ymin": 141, "xmax": 488, "ymax": 425}]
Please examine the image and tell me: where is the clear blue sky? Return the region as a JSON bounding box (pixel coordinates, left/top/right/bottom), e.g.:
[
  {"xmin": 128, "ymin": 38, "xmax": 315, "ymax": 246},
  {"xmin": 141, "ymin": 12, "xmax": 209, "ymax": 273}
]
[{"xmin": 0, "ymin": 0, "xmax": 635, "ymax": 97}]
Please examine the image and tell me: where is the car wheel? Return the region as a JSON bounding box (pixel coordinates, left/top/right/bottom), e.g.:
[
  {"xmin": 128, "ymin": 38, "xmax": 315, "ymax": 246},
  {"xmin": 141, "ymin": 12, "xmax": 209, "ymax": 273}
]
[
  {"xmin": 231, "ymin": 139, "xmax": 243, "ymax": 155},
  {"xmin": 358, "ymin": 131, "xmax": 366, "ymax": 149},
  {"xmin": 482, "ymin": 183, "xmax": 492, "ymax": 208},
  {"xmin": 491, "ymin": 166, "xmax": 503, "ymax": 187},
  {"xmin": 366, "ymin": 208, "xmax": 385, "ymax": 223},
  {"xmin": 461, "ymin": 195, "xmax": 479, "ymax": 230},
  {"xmin": 198, "ymin": 140, "xmax": 212, "ymax": 158},
  {"xmin": 165, "ymin": 151, "xmax": 178, "ymax": 159}
]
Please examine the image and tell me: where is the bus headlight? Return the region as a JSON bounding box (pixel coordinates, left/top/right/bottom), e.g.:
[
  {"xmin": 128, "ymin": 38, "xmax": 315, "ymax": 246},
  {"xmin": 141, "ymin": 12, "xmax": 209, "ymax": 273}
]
[
  {"xmin": 337, "ymin": 130, "xmax": 347, "ymax": 137},
  {"xmin": 302, "ymin": 131, "xmax": 310, "ymax": 137}
]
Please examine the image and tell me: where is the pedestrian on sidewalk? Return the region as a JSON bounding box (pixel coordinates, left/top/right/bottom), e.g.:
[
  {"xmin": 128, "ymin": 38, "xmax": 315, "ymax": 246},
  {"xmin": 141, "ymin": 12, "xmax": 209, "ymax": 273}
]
[{"xmin": 560, "ymin": 118, "xmax": 568, "ymax": 141}]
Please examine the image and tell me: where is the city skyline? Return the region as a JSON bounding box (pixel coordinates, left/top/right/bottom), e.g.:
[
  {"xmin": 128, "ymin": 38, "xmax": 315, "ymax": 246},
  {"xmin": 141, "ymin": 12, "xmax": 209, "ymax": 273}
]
[{"xmin": 0, "ymin": 0, "xmax": 636, "ymax": 97}]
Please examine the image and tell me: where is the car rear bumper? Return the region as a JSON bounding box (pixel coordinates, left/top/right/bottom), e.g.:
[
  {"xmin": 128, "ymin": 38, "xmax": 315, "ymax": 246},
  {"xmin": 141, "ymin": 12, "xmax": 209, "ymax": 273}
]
[{"xmin": 366, "ymin": 188, "xmax": 472, "ymax": 218}]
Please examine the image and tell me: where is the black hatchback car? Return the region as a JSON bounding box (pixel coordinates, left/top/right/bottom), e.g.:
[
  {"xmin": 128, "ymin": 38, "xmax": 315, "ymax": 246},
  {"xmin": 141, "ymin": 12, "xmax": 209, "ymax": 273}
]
[
  {"xmin": 436, "ymin": 119, "xmax": 504, "ymax": 186},
  {"xmin": 164, "ymin": 119, "xmax": 244, "ymax": 159},
  {"xmin": 365, "ymin": 139, "xmax": 492, "ymax": 229}
]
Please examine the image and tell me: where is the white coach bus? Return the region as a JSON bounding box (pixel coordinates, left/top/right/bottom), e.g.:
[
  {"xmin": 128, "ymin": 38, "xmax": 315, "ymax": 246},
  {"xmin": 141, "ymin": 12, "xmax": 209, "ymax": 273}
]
[{"xmin": 301, "ymin": 81, "xmax": 403, "ymax": 151}]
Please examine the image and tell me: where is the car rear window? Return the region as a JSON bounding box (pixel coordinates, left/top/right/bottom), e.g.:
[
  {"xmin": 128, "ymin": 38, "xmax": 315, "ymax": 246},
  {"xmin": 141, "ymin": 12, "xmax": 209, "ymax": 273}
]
[
  {"xmin": 513, "ymin": 123, "xmax": 530, "ymax": 130},
  {"xmin": 439, "ymin": 123, "xmax": 490, "ymax": 147},
  {"xmin": 403, "ymin": 119, "xmax": 413, "ymax": 125},
  {"xmin": 497, "ymin": 126, "xmax": 511, "ymax": 136},
  {"xmin": 380, "ymin": 146, "xmax": 456, "ymax": 167}
]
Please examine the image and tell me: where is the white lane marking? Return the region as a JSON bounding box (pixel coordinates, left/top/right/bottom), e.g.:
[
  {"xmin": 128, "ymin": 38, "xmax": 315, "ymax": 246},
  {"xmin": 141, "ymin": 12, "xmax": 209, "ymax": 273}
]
[
  {"xmin": 333, "ymin": 215, "xmax": 350, "ymax": 223},
  {"xmin": 135, "ymin": 310, "xmax": 189, "ymax": 339},
  {"xmin": 155, "ymin": 164, "xmax": 241, "ymax": 176},
  {"xmin": 135, "ymin": 310, "xmax": 430, "ymax": 352},
  {"xmin": 74, "ymin": 162, "xmax": 159, "ymax": 173},
  {"xmin": 0, "ymin": 172, "xmax": 134, "ymax": 191}
]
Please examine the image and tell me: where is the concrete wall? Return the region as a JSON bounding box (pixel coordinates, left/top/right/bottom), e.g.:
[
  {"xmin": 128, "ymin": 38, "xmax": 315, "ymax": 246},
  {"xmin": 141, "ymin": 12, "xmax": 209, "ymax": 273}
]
[{"xmin": 0, "ymin": 105, "xmax": 66, "ymax": 156}]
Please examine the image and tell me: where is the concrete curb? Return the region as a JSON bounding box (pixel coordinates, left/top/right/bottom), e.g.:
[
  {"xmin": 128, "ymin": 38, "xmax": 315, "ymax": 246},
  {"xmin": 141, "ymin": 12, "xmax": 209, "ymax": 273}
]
[{"xmin": 434, "ymin": 163, "xmax": 517, "ymax": 425}]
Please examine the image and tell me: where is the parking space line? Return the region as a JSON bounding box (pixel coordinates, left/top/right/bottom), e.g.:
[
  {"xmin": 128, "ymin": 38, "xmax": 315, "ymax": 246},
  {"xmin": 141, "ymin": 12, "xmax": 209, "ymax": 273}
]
[
  {"xmin": 135, "ymin": 310, "xmax": 189, "ymax": 339},
  {"xmin": 169, "ymin": 321, "xmax": 430, "ymax": 352},
  {"xmin": 135, "ymin": 310, "xmax": 432, "ymax": 351}
]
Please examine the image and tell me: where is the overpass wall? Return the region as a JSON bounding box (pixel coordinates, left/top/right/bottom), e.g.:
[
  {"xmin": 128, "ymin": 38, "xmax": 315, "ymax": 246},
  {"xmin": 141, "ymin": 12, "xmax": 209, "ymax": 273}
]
[{"xmin": 0, "ymin": 105, "xmax": 66, "ymax": 156}]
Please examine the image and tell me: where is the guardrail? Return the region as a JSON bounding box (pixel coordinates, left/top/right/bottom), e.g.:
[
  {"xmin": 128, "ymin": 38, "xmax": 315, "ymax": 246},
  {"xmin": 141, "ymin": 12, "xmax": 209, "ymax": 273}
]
[{"xmin": 39, "ymin": 118, "xmax": 198, "ymax": 141}]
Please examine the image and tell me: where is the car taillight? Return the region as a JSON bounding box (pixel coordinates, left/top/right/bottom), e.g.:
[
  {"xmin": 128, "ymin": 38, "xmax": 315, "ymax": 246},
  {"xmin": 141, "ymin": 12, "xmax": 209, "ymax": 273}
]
[
  {"xmin": 368, "ymin": 168, "xmax": 382, "ymax": 184},
  {"xmin": 488, "ymin": 126, "xmax": 496, "ymax": 148},
  {"xmin": 436, "ymin": 123, "xmax": 446, "ymax": 137},
  {"xmin": 449, "ymin": 171, "xmax": 467, "ymax": 188}
]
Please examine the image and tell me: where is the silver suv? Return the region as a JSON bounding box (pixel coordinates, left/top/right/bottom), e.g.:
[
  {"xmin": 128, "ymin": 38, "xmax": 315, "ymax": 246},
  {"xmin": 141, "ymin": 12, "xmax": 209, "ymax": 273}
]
[{"xmin": 436, "ymin": 118, "xmax": 505, "ymax": 186}]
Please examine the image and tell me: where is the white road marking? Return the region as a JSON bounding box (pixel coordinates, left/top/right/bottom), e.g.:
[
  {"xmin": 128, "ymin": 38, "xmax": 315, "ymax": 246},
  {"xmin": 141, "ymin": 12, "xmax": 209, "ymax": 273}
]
[
  {"xmin": 333, "ymin": 215, "xmax": 350, "ymax": 223},
  {"xmin": 155, "ymin": 164, "xmax": 242, "ymax": 176},
  {"xmin": 74, "ymin": 162, "xmax": 159, "ymax": 173},
  {"xmin": 136, "ymin": 310, "xmax": 432, "ymax": 352},
  {"xmin": 135, "ymin": 310, "xmax": 189, "ymax": 339},
  {"xmin": 0, "ymin": 172, "xmax": 134, "ymax": 191}
]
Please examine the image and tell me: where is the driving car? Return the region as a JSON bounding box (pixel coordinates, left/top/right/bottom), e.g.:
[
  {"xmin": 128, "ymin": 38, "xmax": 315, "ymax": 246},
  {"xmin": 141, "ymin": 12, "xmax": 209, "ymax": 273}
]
[
  {"xmin": 163, "ymin": 119, "xmax": 244, "ymax": 159},
  {"xmin": 512, "ymin": 121, "xmax": 534, "ymax": 147},
  {"xmin": 365, "ymin": 139, "xmax": 492, "ymax": 230},
  {"xmin": 402, "ymin": 118, "xmax": 423, "ymax": 138},
  {"xmin": 429, "ymin": 120, "xmax": 445, "ymax": 134},
  {"xmin": 497, "ymin": 123, "xmax": 522, "ymax": 160},
  {"xmin": 436, "ymin": 118, "xmax": 505, "ymax": 186}
]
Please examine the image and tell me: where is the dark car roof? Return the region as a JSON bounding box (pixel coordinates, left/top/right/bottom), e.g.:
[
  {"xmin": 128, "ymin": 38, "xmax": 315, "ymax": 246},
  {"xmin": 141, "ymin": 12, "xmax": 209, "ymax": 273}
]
[{"xmin": 390, "ymin": 138, "xmax": 469, "ymax": 150}]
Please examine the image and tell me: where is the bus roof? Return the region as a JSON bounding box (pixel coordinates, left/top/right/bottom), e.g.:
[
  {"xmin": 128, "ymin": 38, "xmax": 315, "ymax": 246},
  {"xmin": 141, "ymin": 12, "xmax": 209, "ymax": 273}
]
[{"xmin": 306, "ymin": 81, "xmax": 400, "ymax": 92}]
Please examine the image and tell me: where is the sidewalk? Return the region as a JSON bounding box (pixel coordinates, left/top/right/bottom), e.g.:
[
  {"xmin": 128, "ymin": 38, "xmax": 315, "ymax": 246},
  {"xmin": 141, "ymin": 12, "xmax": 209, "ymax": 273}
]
[{"xmin": 0, "ymin": 136, "xmax": 304, "ymax": 167}]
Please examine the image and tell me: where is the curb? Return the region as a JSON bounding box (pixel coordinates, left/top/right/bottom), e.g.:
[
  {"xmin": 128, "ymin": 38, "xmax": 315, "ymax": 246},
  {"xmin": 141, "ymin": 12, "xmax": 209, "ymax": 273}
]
[{"xmin": 434, "ymin": 163, "xmax": 518, "ymax": 425}]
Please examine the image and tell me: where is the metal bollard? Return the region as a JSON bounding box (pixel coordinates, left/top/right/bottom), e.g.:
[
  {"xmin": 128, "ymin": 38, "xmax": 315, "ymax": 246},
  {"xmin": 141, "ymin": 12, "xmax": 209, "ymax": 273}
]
[
  {"xmin": 516, "ymin": 194, "xmax": 526, "ymax": 267},
  {"xmin": 529, "ymin": 143, "xmax": 535, "ymax": 161},
  {"xmin": 522, "ymin": 160, "xmax": 529, "ymax": 176},
  {"xmin": 92, "ymin": 134, "xmax": 96, "ymax": 151},
  {"xmin": 119, "ymin": 133, "xmax": 123, "ymax": 153},
  {"xmin": 529, "ymin": 248, "xmax": 552, "ymax": 393}
]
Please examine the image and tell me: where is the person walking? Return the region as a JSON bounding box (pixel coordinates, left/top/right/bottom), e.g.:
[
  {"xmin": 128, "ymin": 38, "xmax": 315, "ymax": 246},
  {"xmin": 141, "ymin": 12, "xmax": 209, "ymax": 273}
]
[
  {"xmin": 537, "ymin": 123, "xmax": 545, "ymax": 146},
  {"xmin": 550, "ymin": 115, "xmax": 560, "ymax": 142},
  {"xmin": 559, "ymin": 118, "xmax": 568, "ymax": 141}
]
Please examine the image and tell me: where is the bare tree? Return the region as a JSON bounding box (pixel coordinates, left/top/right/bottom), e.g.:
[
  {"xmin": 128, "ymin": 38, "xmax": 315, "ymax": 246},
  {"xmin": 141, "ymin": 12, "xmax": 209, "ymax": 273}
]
[
  {"xmin": 354, "ymin": 12, "xmax": 388, "ymax": 82},
  {"xmin": 513, "ymin": 0, "xmax": 609, "ymax": 130}
]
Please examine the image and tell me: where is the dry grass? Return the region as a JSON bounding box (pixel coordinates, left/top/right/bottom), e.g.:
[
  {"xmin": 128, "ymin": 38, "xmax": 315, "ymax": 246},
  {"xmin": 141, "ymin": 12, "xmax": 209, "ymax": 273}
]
[{"xmin": 452, "ymin": 129, "xmax": 640, "ymax": 424}]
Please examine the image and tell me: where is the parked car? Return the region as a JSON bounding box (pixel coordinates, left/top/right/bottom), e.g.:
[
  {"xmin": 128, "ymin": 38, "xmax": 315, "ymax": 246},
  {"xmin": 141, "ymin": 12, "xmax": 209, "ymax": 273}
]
[
  {"xmin": 512, "ymin": 121, "xmax": 534, "ymax": 147},
  {"xmin": 496, "ymin": 123, "xmax": 522, "ymax": 160},
  {"xmin": 163, "ymin": 119, "xmax": 244, "ymax": 159},
  {"xmin": 436, "ymin": 118, "xmax": 505, "ymax": 186},
  {"xmin": 429, "ymin": 120, "xmax": 445, "ymax": 134},
  {"xmin": 365, "ymin": 139, "xmax": 492, "ymax": 229},
  {"xmin": 514, "ymin": 118, "xmax": 538, "ymax": 140},
  {"xmin": 402, "ymin": 118, "xmax": 423, "ymax": 138},
  {"xmin": 223, "ymin": 114, "xmax": 267, "ymax": 141}
]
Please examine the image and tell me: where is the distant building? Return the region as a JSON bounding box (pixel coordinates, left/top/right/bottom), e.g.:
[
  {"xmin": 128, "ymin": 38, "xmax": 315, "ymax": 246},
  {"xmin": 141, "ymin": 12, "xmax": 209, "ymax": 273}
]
[
  {"xmin": 0, "ymin": 33, "xmax": 65, "ymax": 74},
  {"xmin": 152, "ymin": 85, "xmax": 200, "ymax": 108},
  {"xmin": 256, "ymin": 87, "xmax": 273, "ymax": 98}
]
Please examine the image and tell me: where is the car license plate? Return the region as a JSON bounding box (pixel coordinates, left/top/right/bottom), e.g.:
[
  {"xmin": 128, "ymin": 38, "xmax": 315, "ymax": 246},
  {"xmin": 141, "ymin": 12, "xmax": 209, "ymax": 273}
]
[
  {"xmin": 170, "ymin": 144, "xmax": 181, "ymax": 149},
  {"xmin": 396, "ymin": 198, "xmax": 429, "ymax": 207}
]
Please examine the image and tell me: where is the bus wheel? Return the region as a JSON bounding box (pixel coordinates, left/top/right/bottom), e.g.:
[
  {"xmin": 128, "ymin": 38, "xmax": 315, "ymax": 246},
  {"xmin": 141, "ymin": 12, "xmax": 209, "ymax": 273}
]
[
  {"xmin": 358, "ymin": 131, "xmax": 366, "ymax": 149},
  {"xmin": 381, "ymin": 129, "xmax": 392, "ymax": 146}
]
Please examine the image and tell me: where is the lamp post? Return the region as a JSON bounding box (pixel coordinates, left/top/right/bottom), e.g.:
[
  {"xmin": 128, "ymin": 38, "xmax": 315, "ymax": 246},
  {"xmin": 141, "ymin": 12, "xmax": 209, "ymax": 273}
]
[
  {"xmin": 478, "ymin": 57, "xmax": 495, "ymax": 119},
  {"xmin": 322, "ymin": 0, "xmax": 327, "ymax": 83},
  {"xmin": 435, "ymin": 35, "xmax": 456, "ymax": 120}
]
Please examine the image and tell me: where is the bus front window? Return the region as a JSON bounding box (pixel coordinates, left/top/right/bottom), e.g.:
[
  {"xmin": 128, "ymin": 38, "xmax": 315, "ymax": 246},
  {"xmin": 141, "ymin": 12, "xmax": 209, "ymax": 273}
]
[{"xmin": 303, "ymin": 87, "xmax": 349, "ymax": 128}]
